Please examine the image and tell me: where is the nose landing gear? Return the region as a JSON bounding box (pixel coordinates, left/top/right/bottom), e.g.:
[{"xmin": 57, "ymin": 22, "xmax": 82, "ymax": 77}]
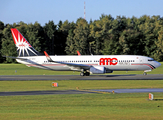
[
  {"xmin": 143, "ymin": 70, "xmax": 151, "ymax": 76},
  {"xmin": 143, "ymin": 72, "xmax": 147, "ymax": 76}
]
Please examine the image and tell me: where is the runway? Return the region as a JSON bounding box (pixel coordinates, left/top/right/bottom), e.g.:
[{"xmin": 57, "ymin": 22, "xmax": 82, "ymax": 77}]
[
  {"xmin": 0, "ymin": 74, "xmax": 163, "ymax": 80},
  {"xmin": 1, "ymin": 88, "xmax": 163, "ymax": 96}
]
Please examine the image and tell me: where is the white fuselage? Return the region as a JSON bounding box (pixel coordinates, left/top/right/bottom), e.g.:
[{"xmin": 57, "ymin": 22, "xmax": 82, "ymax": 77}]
[{"xmin": 16, "ymin": 55, "xmax": 161, "ymax": 73}]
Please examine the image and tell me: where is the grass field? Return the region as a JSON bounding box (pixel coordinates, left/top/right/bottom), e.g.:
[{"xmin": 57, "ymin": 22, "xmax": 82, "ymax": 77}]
[
  {"xmin": 0, "ymin": 80, "xmax": 163, "ymax": 92},
  {"xmin": 0, "ymin": 62, "xmax": 163, "ymax": 75},
  {"xmin": 0, "ymin": 93, "xmax": 163, "ymax": 120},
  {"xmin": 0, "ymin": 63, "xmax": 163, "ymax": 120}
]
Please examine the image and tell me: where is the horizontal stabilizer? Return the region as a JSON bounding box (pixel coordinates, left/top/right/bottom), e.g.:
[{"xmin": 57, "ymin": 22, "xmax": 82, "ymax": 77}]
[{"xmin": 3, "ymin": 56, "xmax": 28, "ymax": 60}]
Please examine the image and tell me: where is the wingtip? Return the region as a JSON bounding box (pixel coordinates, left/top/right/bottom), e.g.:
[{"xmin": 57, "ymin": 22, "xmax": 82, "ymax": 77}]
[
  {"xmin": 44, "ymin": 51, "xmax": 53, "ymax": 62},
  {"xmin": 44, "ymin": 51, "xmax": 49, "ymax": 57},
  {"xmin": 77, "ymin": 51, "xmax": 81, "ymax": 56}
]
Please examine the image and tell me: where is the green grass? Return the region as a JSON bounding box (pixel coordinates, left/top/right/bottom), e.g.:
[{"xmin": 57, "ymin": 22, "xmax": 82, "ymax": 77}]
[
  {"xmin": 0, "ymin": 62, "xmax": 163, "ymax": 75},
  {"xmin": 0, "ymin": 93, "xmax": 163, "ymax": 120},
  {"xmin": 0, "ymin": 64, "xmax": 79, "ymax": 75},
  {"xmin": 0, "ymin": 63, "xmax": 163, "ymax": 119},
  {"xmin": 0, "ymin": 80, "xmax": 163, "ymax": 92}
]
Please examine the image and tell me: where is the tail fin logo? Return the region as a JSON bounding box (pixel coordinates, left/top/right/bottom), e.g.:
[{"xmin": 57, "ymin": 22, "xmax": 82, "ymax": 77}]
[{"xmin": 11, "ymin": 28, "xmax": 38, "ymax": 57}]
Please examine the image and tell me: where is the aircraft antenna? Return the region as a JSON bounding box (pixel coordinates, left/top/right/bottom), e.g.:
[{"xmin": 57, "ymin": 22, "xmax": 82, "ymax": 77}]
[{"xmin": 84, "ymin": 2, "xmax": 86, "ymax": 19}]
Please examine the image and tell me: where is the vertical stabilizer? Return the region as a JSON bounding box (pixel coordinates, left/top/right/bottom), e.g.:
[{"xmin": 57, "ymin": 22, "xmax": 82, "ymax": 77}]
[{"xmin": 11, "ymin": 28, "xmax": 39, "ymax": 57}]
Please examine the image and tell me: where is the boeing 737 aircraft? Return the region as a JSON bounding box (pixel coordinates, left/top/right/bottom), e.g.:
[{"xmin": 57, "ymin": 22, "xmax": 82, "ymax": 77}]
[{"xmin": 6, "ymin": 28, "xmax": 161, "ymax": 76}]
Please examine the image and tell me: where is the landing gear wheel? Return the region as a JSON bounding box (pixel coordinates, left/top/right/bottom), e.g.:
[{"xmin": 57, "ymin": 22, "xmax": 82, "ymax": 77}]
[
  {"xmin": 80, "ymin": 72, "xmax": 84, "ymax": 76},
  {"xmin": 143, "ymin": 72, "xmax": 147, "ymax": 76},
  {"xmin": 85, "ymin": 72, "xmax": 90, "ymax": 76}
]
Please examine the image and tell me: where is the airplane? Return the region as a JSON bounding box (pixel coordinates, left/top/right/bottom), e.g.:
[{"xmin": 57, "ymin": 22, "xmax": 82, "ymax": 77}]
[
  {"xmin": 77, "ymin": 51, "xmax": 93, "ymax": 56},
  {"xmin": 5, "ymin": 28, "xmax": 161, "ymax": 76},
  {"xmin": 77, "ymin": 51, "xmax": 81, "ymax": 56}
]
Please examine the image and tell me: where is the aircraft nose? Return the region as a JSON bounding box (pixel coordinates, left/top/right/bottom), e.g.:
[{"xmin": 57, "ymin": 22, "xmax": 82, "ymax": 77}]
[{"xmin": 155, "ymin": 61, "xmax": 161, "ymax": 68}]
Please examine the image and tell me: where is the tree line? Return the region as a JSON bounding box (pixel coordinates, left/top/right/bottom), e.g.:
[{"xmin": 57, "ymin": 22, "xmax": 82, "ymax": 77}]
[{"xmin": 0, "ymin": 14, "xmax": 163, "ymax": 63}]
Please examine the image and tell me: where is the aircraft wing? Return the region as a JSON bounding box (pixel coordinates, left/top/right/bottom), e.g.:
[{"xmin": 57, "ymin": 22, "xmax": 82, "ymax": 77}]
[{"xmin": 44, "ymin": 51, "xmax": 91, "ymax": 70}]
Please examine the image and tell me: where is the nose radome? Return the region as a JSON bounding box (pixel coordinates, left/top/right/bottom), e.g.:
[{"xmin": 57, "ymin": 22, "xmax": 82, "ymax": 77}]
[{"xmin": 156, "ymin": 62, "xmax": 161, "ymax": 68}]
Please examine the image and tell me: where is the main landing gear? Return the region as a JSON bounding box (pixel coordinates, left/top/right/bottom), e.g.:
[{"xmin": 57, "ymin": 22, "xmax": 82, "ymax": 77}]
[
  {"xmin": 80, "ymin": 72, "xmax": 90, "ymax": 76},
  {"xmin": 143, "ymin": 72, "xmax": 147, "ymax": 75}
]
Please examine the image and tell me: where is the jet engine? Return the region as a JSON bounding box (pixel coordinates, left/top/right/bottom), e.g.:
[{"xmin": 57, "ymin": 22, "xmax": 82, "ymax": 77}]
[
  {"xmin": 90, "ymin": 66, "xmax": 105, "ymax": 74},
  {"xmin": 90, "ymin": 66, "xmax": 113, "ymax": 74}
]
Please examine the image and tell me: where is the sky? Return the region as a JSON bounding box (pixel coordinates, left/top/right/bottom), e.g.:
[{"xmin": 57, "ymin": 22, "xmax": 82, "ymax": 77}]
[{"xmin": 1, "ymin": 0, "xmax": 163, "ymax": 26}]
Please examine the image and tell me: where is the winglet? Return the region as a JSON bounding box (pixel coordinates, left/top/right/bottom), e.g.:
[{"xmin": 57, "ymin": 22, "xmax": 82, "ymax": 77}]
[
  {"xmin": 77, "ymin": 51, "xmax": 81, "ymax": 56},
  {"xmin": 44, "ymin": 51, "xmax": 54, "ymax": 62}
]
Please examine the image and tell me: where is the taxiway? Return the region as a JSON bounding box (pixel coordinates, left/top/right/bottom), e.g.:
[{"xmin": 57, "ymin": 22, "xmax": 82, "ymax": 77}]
[
  {"xmin": 0, "ymin": 74, "xmax": 163, "ymax": 81},
  {"xmin": 0, "ymin": 90, "xmax": 94, "ymax": 96},
  {"xmin": 1, "ymin": 88, "xmax": 163, "ymax": 96}
]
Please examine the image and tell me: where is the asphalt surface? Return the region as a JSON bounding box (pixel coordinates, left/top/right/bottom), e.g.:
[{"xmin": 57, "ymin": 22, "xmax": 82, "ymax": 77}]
[
  {"xmin": 1, "ymin": 88, "xmax": 163, "ymax": 96},
  {"xmin": 0, "ymin": 90, "xmax": 94, "ymax": 96},
  {"xmin": 0, "ymin": 74, "xmax": 163, "ymax": 80},
  {"xmin": 0, "ymin": 74, "xmax": 163, "ymax": 96},
  {"xmin": 93, "ymin": 88, "xmax": 163, "ymax": 93}
]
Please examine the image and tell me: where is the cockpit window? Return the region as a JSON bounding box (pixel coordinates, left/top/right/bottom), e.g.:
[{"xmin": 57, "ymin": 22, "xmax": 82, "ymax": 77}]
[{"xmin": 148, "ymin": 59, "xmax": 154, "ymax": 61}]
